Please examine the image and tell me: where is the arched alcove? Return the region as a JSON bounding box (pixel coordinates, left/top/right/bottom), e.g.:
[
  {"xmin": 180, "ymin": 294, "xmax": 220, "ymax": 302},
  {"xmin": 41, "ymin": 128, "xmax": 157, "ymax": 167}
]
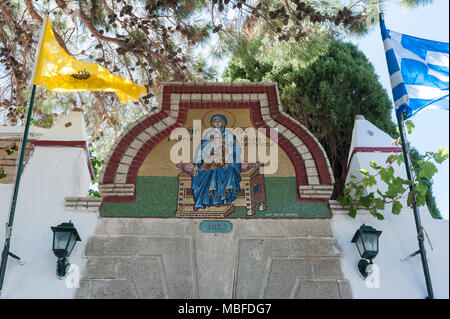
[{"xmin": 99, "ymin": 82, "xmax": 335, "ymax": 218}]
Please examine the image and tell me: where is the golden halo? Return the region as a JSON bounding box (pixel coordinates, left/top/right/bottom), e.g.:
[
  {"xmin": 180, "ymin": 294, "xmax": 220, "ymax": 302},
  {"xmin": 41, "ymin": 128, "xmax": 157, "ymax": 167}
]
[{"xmin": 201, "ymin": 109, "xmax": 236, "ymax": 128}]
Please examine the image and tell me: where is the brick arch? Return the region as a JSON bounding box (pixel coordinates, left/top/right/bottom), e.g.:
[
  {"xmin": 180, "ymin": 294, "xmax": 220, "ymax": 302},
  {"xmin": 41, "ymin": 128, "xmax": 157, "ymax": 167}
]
[{"xmin": 99, "ymin": 82, "xmax": 335, "ymax": 202}]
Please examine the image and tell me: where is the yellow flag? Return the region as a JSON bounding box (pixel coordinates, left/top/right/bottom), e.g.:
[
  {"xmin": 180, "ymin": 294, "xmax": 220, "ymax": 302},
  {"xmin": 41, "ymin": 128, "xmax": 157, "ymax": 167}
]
[{"xmin": 32, "ymin": 15, "xmax": 147, "ymax": 104}]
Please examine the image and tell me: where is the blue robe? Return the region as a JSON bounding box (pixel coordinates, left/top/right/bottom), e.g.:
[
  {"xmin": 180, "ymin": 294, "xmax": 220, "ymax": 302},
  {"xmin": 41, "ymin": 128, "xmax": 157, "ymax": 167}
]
[{"xmin": 192, "ymin": 128, "xmax": 241, "ymax": 209}]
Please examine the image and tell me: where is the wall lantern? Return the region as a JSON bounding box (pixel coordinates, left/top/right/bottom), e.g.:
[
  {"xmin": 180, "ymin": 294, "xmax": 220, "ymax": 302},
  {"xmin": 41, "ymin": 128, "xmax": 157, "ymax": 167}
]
[
  {"xmin": 351, "ymin": 224, "xmax": 382, "ymax": 279},
  {"xmin": 51, "ymin": 221, "xmax": 81, "ymax": 279}
]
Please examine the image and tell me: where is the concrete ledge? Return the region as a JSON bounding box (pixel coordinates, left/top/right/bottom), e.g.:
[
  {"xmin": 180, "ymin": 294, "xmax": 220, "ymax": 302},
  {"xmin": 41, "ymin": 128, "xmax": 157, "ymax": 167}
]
[
  {"xmin": 328, "ymin": 200, "xmax": 370, "ymax": 213},
  {"xmin": 65, "ymin": 196, "xmax": 102, "ymax": 213}
]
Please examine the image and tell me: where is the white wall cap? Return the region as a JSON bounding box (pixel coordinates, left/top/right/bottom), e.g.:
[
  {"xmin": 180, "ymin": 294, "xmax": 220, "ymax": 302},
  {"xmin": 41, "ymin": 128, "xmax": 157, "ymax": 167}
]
[
  {"xmin": 348, "ymin": 117, "xmax": 397, "ymax": 164},
  {"xmin": 37, "ymin": 110, "xmax": 87, "ymax": 141}
]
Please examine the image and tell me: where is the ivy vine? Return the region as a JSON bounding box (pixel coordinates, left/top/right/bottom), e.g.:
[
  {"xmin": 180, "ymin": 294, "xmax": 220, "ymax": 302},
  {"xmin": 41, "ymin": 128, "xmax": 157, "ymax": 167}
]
[{"xmin": 338, "ymin": 121, "xmax": 449, "ymax": 220}]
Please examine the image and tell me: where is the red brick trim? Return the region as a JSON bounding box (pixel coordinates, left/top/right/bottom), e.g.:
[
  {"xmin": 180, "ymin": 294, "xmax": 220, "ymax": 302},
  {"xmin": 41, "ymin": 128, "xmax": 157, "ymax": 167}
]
[
  {"xmin": 32, "ymin": 140, "xmax": 95, "ymax": 180},
  {"xmin": 100, "ymin": 83, "xmax": 334, "ymax": 203}
]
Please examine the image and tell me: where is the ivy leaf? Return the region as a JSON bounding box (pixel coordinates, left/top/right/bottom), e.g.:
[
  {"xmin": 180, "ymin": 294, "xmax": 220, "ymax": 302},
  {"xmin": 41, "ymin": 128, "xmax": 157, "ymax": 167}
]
[
  {"xmin": 405, "ymin": 120, "xmax": 415, "ymax": 134},
  {"xmin": 433, "ymin": 147, "xmax": 449, "ymax": 164},
  {"xmin": 374, "ymin": 197, "xmax": 385, "ymax": 210},
  {"xmin": 415, "ymin": 183, "xmax": 427, "ymax": 195},
  {"xmin": 344, "ymin": 188, "xmax": 351, "ymax": 196},
  {"xmin": 396, "ymin": 154, "xmax": 404, "ymax": 166},
  {"xmin": 401, "ymin": 179, "xmax": 411, "ymax": 186},
  {"xmin": 355, "ymin": 185, "xmax": 365, "ymax": 196},
  {"xmin": 359, "ymin": 168, "xmax": 369, "ymax": 176},
  {"xmin": 368, "ymin": 175, "xmax": 377, "ymax": 187},
  {"xmin": 348, "ymin": 204, "xmax": 357, "ymax": 218},
  {"xmin": 370, "ymin": 207, "xmax": 384, "ymax": 220},
  {"xmin": 380, "ymin": 166, "xmax": 394, "ymax": 184},
  {"xmin": 360, "ymin": 192, "xmax": 374, "ymax": 208},
  {"xmin": 337, "ymin": 193, "xmax": 350, "ymax": 205},
  {"xmin": 415, "ymin": 193, "xmax": 426, "ymax": 207},
  {"xmin": 413, "ymin": 183, "xmax": 428, "ymax": 207},
  {"xmin": 386, "ymin": 177, "xmax": 406, "ymax": 198},
  {"xmin": 369, "ymin": 161, "xmax": 381, "ymax": 169},
  {"xmin": 376, "ymin": 189, "xmax": 385, "ymax": 199},
  {"xmin": 418, "ymin": 162, "xmax": 438, "ymax": 179},
  {"xmin": 392, "ymin": 200, "xmax": 402, "ymax": 215}
]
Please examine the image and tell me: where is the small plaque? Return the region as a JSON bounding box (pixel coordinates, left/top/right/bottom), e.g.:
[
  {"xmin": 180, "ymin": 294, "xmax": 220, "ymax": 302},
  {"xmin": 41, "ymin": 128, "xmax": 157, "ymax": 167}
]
[{"xmin": 200, "ymin": 220, "xmax": 232, "ymax": 233}]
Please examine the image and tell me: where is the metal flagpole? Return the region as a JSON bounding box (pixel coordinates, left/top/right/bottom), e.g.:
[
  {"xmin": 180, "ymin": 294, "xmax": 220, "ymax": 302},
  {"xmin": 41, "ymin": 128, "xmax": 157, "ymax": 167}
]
[
  {"xmin": 0, "ymin": 13, "xmax": 48, "ymax": 297},
  {"xmin": 395, "ymin": 109, "xmax": 434, "ymax": 299},
  {"xmin": 0, "ymin": 85, "xmax": 37, "ymax": 296},
  {"xmin": 378, "ymin": 6, "xmax": 435, "ymax": 298}
]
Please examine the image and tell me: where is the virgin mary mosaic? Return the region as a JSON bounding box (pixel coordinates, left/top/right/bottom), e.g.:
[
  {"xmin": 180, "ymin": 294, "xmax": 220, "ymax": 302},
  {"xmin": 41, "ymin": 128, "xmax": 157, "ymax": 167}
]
[
  {"xmin": 100, "ymin": 103, "xmax": 332, "ymax": 219},
  {"xmin": 191, "ymin": 114, "xmax": 242, "ymax": 210}
]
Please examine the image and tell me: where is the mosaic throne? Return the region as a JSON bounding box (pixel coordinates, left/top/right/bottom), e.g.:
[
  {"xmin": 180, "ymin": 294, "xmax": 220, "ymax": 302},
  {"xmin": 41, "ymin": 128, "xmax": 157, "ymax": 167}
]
[{"xmin": 175, "ymin": 162, "xmax": 267, "ymax": 218}]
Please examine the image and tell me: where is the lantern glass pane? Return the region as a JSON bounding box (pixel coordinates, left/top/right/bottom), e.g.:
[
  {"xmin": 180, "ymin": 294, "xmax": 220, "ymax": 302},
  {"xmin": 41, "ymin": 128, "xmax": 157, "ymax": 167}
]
[
  {"xmin": 355, "ymin": 235, "xmax": 365, "ymax": 257},
  {"xmin": 53, "ymin": 230, "xmax": 71, "ymax": 250},
  {"xmin": 362, "ymin": 232, "xmax": 378, "ymax": 253},
  {"xmin": 66, "ymin": 233, "xmax": 77, "ymax": 256}
]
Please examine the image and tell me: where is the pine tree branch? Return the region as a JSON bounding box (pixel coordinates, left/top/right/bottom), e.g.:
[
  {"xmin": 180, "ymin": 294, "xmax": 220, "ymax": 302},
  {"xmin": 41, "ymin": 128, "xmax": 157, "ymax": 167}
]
[
  {"xmin": 92, "ymin": 91, "xmax": 118, "ymax": 140},
  {"xmin": 24, "ymin": 0, "xmax": 70, "ymax": 54}
]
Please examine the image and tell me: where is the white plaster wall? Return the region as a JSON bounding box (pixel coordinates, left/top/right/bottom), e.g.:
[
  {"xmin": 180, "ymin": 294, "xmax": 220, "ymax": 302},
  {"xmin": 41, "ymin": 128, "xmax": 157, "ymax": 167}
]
[
  {"xmin": 333, "ymin": 119, "xmax": 449, "ymax": 299},
  {"xmin": 0, "ymin": 146, "xmax": 98, "ymax": 298},
  {"xmin": 332, "ymin": 207, "xmax": 449, "ymax": 299},
  {"xmin": 0, "ymin": 185, "xmax": 13, "ymax": 254},
  {"xmin": 347, "ymin": 117, "xmax": 398, "ymax": 165}
]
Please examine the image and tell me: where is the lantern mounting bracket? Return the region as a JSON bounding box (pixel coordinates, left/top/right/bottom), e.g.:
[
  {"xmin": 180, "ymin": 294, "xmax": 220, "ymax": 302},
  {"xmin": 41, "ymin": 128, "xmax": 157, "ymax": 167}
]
[
  {"xmin": 7, "ymin": 252, "xmax": 23, "ymax": 265},
  {"xmin": 401, "ymin": 250, "xmax": 420, "ymax": 262}
]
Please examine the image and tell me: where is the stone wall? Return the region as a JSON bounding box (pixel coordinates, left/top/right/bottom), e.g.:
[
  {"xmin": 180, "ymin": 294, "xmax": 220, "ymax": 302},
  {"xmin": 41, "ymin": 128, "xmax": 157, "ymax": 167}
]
[
  {"xmin": 0, "ymin": 139, "xmax": 34, "ymax": 184},
  {"xmin": 76, "ymin": 218, "xmax": 352, "ymax": 299}
]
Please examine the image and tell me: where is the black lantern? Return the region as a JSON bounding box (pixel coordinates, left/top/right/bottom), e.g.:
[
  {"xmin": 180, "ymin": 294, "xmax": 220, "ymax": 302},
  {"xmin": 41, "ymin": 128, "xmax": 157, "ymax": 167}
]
[
  {"xmin": 351, "ymin": 224, "xmax": 382, "ymax": 279},
  {"xmin": 51, "ymin": 221, "xmax": 81, "ymax": 278}
]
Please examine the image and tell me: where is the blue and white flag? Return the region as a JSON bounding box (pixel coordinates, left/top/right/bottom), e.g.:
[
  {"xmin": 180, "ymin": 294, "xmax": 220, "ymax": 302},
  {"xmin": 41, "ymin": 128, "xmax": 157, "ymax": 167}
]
[{"xmin": 380, "ymin": 15, "xmax": 449, "ymax": 119}]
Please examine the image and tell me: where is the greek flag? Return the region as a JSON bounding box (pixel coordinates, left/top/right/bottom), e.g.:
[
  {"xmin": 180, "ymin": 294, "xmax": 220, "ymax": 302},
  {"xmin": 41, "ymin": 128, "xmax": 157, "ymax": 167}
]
[{"xmin": 380, "ymin": 15, "xmax": 449, "ymax": 119}]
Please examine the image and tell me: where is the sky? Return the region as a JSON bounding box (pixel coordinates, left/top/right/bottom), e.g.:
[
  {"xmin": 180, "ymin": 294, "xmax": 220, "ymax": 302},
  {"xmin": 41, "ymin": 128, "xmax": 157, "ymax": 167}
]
[
  {"xmin": 211, "ymin": 0, "xmax": 449, "ymax": 219},
  {"xmin": 350, "ymin": 0, "xmax": 449, "ymax": 219}
]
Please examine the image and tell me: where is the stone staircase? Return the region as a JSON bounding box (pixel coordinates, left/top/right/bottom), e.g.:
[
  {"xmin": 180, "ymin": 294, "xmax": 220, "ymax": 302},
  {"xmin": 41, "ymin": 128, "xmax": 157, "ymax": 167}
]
[{"xmin": 76, "ymin": 218, "xmax": 352, "ymax": 299}]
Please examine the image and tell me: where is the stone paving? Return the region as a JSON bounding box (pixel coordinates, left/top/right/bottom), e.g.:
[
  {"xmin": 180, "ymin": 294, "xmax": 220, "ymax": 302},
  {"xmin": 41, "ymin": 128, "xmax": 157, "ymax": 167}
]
[{"xmin": 76, "ymin": 218, "xmax": 352, "ymax": 299}]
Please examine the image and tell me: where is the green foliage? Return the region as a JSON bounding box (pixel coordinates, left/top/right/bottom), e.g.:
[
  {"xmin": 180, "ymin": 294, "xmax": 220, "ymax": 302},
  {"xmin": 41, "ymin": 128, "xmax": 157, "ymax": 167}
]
[
  {"xmin": 5, "ymin": 144, "xmax": 18, "ymax": 155},
  {"xmin": 409, "ymin": 148, "xmax": 443, "ymax": 219},
  {"xmin": 338, "ymin": 144, "xmax": 448, "ymax": 220},
  {"xmin": 405, "ymin": 120, "xmax": 415, "ymax": 134},
  {"xmin": 224, "ymin": 38, "xmax": 397, "ymax": 197},
  {"xmin": 0, "ymin": 170, "xmax": 6, "ymax": 179},
  {"xmin": 89, "ymin": 189, "xmax": 101, "ymax": 198},
  {"xmin": 89, "ymin": 147, "xmax": 104, "ymax": 198}
]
